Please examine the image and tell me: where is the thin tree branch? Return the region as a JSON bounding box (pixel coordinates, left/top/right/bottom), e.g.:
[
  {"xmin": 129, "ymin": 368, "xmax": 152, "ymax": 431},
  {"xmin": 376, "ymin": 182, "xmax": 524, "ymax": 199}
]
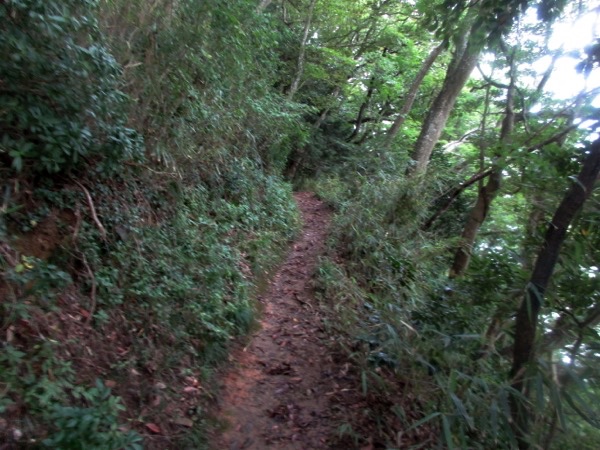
[
  {"xmin": 288, "ymin": 0, "xmax": 317, "ymax": 100},
  {"xmin": 476, "ymin": 63, "xmax": 509, "ymax": 89},
  {"xmin": 75, "ymin": 181, "xmax": 107, "ymax": 242},
  {"xmin": 422, "ymin": 168, "xmax": 493, "ymax": 230}
]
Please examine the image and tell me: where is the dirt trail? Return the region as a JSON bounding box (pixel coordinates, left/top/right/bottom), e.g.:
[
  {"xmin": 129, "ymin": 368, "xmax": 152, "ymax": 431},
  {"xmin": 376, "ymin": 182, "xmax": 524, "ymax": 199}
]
[{"xmin": 211, "ymin": 192, "xmax": 352, "ymax": 449}]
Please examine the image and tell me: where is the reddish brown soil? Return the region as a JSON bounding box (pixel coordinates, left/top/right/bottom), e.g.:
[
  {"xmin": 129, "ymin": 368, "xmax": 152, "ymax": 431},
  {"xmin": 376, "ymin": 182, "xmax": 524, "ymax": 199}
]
[{"xmin": 211, "ymin": 192, "xmax": 357, "ymax": 449}]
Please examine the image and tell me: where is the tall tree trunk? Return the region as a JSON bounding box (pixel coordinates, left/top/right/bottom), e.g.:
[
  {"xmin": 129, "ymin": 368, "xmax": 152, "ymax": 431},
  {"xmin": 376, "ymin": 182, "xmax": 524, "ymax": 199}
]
[
  {"xmin": 408, "ymin": 30, "xmax": 480, "ymax": 174},
  {"xmin": 383, "ymin": 40, "xmax": 446, "ymax": 149},
  {"xmin": 287, "ymin": 0, "xmax": 317, "ymax": 101},
  {"xmin": 449, "ymin": 170, "xmax": 502, "ymax": 277},
  {"xmin": 449, "ymin": 44, "xmax": 516, "ymax": 277},
  {"xmin": 510, "ymin": 137, "xmax": 600, "ymax": 449}
]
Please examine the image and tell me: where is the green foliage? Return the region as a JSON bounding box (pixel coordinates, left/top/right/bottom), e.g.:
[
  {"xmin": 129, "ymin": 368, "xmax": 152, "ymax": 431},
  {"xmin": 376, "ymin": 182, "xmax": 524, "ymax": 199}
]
[
  {"xmin": 314, "ymin": 156, "xmax": 600, "ymax": 447},
  {"xmin": 1, "ymin": 254, "xmax": 73, "ymax": 327},
  {"xmin": 100, "ymin": 171, "xmax": 299, "ymax": 356},
  {"xmin": 1, "ymin": 0, "xmax": 301, "ymax": 446},
  {"xmin": 296, "ymin": 0, "xmax": 596, "ymax": 447},
  {"xmin": 0, "ymin": 342, "xmax": 74, "ymax": 415},
  {"xmin": 43, "ymin": 380, "xmax": 142, "ymax": 450},
  {"xmin": 5, "ymin": 256, "xmax": 72, "ymax": 298},
  {"xmin": 0, "ymin": 342, "xmax": 140, "ymax": 448},
  {"xmin": 0, "ymin": 0, "xmax": 143, "ymax": 174},
  {"xmin": 98, "ymin": 0, "xmax": 304, "ymax": 176}
]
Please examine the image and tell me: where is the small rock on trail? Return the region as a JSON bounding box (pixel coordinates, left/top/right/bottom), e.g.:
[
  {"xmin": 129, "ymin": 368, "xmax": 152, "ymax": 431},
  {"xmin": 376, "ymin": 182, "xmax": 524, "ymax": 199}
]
[{"xmin": 211, "ymin": 192, "xmax": 353, "ymax": 449}]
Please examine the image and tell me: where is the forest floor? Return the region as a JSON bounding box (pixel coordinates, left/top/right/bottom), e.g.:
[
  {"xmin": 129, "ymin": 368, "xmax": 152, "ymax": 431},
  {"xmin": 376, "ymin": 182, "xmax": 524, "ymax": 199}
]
[{"xmin": 209, "ymin": 192, "xmax": 373, "ymax": 449}]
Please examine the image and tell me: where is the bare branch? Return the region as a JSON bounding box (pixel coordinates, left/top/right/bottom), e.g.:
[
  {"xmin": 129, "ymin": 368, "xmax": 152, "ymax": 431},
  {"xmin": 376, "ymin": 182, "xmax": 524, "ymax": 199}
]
[
  {"xmin": 422, "ymin": 168, "xmax": 493, "ymax": 230},
  {"xmin": 75, "ymin": 181, "xmax": 107, "ymax": 242}
]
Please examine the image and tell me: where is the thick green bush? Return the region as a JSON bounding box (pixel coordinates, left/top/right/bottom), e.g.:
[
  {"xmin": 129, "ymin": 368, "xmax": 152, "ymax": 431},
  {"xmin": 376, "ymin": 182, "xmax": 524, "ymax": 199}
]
[{"xmin": 0, "ymin": 0, "xmax": 142, "ymax": 174}]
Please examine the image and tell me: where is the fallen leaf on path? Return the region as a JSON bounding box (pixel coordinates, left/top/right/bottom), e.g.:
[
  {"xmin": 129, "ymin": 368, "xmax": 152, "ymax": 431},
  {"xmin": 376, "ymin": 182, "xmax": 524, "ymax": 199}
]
[{"xmin": 145, "ymin": 423, "xmax": 161, "ymax": 434}]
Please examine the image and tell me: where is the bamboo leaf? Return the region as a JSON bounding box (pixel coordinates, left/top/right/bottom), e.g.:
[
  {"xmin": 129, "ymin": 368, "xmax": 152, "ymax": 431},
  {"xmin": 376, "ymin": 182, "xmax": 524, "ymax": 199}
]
[
  {"xmin": 548, "ymin": 381, "xmax": 566, "ymax": 429},
  {"xmin": 405, "ymin": 412, "xmax": 442, "ymax": 431},
  {"xmin": 490, "ymin": 399, "xmax": 499, "ymax": 440},
  {"xmin": 450, "ymin": 393, "xmax": 474, "ymax": 430},
  {"xmin": 442, "ymin": 415, "xmax": 454, "ymax": 450}
]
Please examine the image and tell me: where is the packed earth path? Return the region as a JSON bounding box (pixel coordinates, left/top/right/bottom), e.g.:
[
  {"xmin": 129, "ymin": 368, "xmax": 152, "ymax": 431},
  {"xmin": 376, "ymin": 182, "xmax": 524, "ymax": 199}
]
[{"xmin": 210, "ymin": 192, "xmax": 359, "ymax": 450}]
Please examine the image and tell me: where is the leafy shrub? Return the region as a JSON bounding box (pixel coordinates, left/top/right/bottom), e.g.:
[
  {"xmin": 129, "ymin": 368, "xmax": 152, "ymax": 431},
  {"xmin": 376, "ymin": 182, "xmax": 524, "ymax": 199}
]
[
  {"xmin": 113, "ymin": 172, "xmax": 298, "ymax": 348},
  {"xmin": 98, "ymin": 0, "xmax": 303, "ymax": 176},
  {"xmin": 0, "ymin": 342, "xmax": 140, "ymax": 449},
  {"xmin": 44, "ymin": 380, "xmax": 142, "ymax": 450},
  {"xmin": 314, "ymin": 174, "xmax": 528, "ymax": 447},
  {"xmin": 0, "ymin": 0, "xmax": 142, "ymax": 174}
]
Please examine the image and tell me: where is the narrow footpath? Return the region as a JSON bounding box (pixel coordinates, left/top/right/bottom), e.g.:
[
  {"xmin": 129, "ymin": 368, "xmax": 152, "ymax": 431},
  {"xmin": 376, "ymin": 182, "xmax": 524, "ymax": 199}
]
[{"xmin": 211, "ymin": 192, "xmax": 356, "ymax": 449}]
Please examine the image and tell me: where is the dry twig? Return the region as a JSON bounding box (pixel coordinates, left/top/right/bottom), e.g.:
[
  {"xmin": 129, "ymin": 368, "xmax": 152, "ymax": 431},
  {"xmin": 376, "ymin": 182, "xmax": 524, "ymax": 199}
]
[{"xmin": 74, "ymin": 181, "xmax": 107, "ymax": 241}]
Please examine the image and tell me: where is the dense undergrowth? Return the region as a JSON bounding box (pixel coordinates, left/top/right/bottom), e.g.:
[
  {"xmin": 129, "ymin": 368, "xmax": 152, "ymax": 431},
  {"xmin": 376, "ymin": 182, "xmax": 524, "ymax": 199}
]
[
  {"xmin": 311, "ymin": 156, "xmax": 600, "ymax": 449},
  {"xmin": 1, "ymin": 0, "xmax": 300, "ymax": 447},
  {"xmin": 313, "ymin": 172, "xmax": 514, "ymax": 448}
]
